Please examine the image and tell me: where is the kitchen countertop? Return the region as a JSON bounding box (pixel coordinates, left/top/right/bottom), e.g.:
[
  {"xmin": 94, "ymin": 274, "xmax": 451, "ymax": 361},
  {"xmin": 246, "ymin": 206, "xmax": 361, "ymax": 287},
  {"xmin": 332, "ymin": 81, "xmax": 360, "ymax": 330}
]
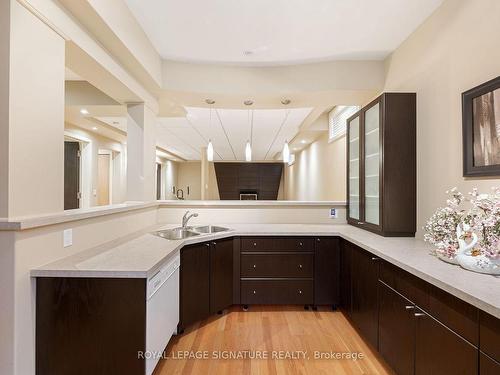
[{"xmin": 31, "ymin": 223, "xmax": 500, "ymax": 319}]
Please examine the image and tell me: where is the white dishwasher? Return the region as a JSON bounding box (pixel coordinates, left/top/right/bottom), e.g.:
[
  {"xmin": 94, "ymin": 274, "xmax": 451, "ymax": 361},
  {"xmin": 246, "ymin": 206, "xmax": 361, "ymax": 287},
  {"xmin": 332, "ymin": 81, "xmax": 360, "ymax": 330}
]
[{"xmin": 145, "ymin": 254, "xmax": 180, "ymax": 375}]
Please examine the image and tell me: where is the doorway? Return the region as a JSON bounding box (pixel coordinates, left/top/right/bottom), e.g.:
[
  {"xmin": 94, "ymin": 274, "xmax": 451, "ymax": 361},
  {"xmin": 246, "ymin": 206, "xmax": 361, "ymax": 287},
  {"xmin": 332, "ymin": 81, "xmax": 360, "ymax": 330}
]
[
  {"xmin": 156, "ymin": 163, "xmax": 162, "ymax": 200},
  {"xmin": 97, "ymin": 152, "xmax": 111, "ymax": 206},
  {"xmin": 64, "ymin": 141, "xmax": 81, "ymax": 210}
]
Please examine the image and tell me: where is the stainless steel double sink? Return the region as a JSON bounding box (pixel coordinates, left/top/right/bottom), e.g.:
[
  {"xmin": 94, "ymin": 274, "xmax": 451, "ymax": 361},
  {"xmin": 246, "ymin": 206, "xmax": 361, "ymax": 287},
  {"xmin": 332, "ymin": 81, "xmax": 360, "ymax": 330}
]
[{"xmin": 152, "ymin": 225, "xmax": 230, "ymax": 240}]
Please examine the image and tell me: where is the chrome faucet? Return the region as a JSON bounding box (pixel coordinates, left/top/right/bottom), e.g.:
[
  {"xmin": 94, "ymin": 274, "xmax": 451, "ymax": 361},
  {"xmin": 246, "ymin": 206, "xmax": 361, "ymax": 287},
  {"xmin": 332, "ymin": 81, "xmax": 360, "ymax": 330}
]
[{"xmin": 182, "ymin": 211, "xmax": 198, "ymax": 228}]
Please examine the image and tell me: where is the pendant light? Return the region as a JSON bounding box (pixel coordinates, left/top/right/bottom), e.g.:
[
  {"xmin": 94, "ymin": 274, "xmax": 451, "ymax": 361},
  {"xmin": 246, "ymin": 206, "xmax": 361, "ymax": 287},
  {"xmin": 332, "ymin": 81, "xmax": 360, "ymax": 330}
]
[
  {"xmin": 245, "ymin": 110, "xmax": 253, "ymax": 162},
  {"xmin": 206, "ymin": 106, "xmax": 214, "ymax": 162},
  {"xmin": 282, "ymin": 140, "xmax": 290, "ymax": 163}
]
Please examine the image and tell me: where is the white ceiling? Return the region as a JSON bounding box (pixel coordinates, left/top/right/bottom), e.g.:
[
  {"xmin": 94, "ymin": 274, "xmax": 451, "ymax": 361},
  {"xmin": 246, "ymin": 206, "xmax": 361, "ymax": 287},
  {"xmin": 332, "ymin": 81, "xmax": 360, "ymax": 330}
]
[
  {"xmin": 157, "ymin": 107, "xmax": 312, "ymax": 161},
  {"xmin": 125, "ymin": 0, "xmax": 443, "ymax": 66}
]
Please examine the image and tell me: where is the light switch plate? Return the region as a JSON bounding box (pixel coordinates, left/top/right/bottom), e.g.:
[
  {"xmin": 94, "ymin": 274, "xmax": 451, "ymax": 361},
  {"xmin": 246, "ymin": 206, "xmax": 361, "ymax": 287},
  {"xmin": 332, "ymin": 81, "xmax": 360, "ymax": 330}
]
[
  {"xmin": 329, "ymin": 208, "xmax": 338, "ymax": 219},
  {"xmin": 63, "ymin": 229, "xmax": 73, "ymax": 247}
]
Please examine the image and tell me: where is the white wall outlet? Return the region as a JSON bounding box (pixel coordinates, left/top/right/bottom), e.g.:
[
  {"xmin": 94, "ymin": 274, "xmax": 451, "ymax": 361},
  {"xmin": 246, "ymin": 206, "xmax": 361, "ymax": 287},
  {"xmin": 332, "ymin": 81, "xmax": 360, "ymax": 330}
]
[
  {"xmin": 329, "ymin": 208, "xmax": 338, "ymax": 219},
  {"xmin": 63, "ymin": 229, "xmax": 73, "ymax": 247}
]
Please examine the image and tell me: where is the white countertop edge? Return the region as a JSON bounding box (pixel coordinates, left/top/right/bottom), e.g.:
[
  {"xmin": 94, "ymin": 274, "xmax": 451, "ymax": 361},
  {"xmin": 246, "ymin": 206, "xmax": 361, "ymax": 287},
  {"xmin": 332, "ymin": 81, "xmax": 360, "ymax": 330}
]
[
  {"xmin": 158, "ymin": 200, "xmax": 347, "ymax": 207},
  {"xmin": 30, "ymin": 225, "xmax": 500, "ymax": 319},
  {"xmin": 1, "ymin": 201, "xmax": 347, "ymax": 231}
]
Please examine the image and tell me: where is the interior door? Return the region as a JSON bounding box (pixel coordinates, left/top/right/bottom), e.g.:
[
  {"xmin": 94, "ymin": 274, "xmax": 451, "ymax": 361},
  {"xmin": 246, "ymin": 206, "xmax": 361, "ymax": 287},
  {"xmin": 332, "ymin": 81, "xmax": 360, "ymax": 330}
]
[
  {"xmin": 363, "ymin": 101, "xmax": 381, "ymax": 227},
  {"xmin": 97, "ymin": 153, "xmax": 110, "ymax": 206},
  {"xmin": 64, "ymin": 141, "xmax": 80, "ymax": 210},
  {"xmin": 347, "ymin": 114, "xmax": 361, "ymax": 222}
]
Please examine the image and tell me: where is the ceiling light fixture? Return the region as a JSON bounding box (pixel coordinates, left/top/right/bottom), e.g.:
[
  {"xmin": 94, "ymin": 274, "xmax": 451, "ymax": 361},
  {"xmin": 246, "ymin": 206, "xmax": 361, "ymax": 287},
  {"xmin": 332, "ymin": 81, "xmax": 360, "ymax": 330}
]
[
  {"xmin": 282, "ymin": 140, "xmax": 290, "ymax": 164},
  {"xmin": 206, "ymin": 107, "xmax": 214, "ymax": 162},
  {"xmin": 80, "ymin": 108, "xmax": 89, "ymax": 115},
  {"xmin": 92, "ymin": 126, "xmax": 98, "ymax": 131},
  {"xmin": 205, "ymin": 99, "xmax": 215, "ymax": 105},
  {"xmin": 281, "ymin": 99, "xmax": 291, "ymax": 105},
  {"xmin": 244, "ymin": 100, "xmax": 254, "ymax": 106},
  {"xmin": 245, "ymin": 110, "xmax": 253, "ymax": 162},
  {"xmin": 301, "ymin": 140, "xmax": 307, "ymax": 144}
]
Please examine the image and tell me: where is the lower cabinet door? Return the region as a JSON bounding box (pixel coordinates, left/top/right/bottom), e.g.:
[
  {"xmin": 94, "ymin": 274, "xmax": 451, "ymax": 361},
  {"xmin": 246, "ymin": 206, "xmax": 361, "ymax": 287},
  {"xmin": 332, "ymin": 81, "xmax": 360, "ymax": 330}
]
[
  {"xmin": 378, "ymin": 282, "xmax": 415, "ymax": 375},
  {"xmin": 210, "ymin": 238, "xmax": 234, "ymax": 314},
  {"xmin": 350, "ymin": 245, "xmax": 380, "ymax": 348},
  {"xmin": 415, "ymin": 309, "xmax": 478, "ymax": 375},
  {"xmin": 180, "ymin": 243, "xmax": 210, "ymax": 328},
  {"xmin": 480, "ymin": 352, "xmax": 500, "ymax": 375},
  {"xmin": 339, "ymin": 240, "xmax": 352, "ymax": 314},
  {"xmin": 314, "ymin": 237, "xmax": 340, "ymax": 306}
]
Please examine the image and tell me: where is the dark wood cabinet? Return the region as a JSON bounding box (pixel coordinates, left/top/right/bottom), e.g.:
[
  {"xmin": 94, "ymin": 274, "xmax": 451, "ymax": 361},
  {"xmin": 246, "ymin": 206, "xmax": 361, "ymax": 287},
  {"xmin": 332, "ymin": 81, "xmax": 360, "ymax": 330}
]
[
  {"xmin": 240, "ymin": 236, "xmax": 315, "ymax": 306},
  {"xmin": 480, "ymin": 352, "xmax": 500, "ymax": 375},
  {"xmin": 415, "ymin": 309, "xmax": 478, "ymax": 375},
  {"xmin": 378, "ymin": 281, "xmax": 415, "ymax": 375},
  {"xmin": 210, "ymin": 238, "xmax": 234, "ymax": 314},
  {"xmin": 314, "ymin": 237, "xmax": 340, "ymax": 306},
  {"xmin": 347, "ymin": 92, "xmax": 416, "ymax": 237},
  {"xmin": 180, "ymin": 242, "xmax": 210, "ymax": 329},
  {"xmin": 339, "ymin": 240, "xmax": 352, "ymax": 314},
  {"xmin": 479, "ymin": 311, "xmax": 500, "ymax": 362},
  {"xmin": 350, "ymin": 244, "xmax": 380, "ymax": 348},
  {"xmin": 181, "ymin": 239, "xmax": 234, "ymax": 327}
]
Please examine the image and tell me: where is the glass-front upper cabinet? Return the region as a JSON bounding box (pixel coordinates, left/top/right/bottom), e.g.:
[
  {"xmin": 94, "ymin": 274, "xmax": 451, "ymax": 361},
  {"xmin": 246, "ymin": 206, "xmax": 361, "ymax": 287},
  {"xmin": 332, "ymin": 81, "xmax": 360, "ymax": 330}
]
[
  {"xmin": 348, "ymin": 115, "xmax": 361, "ymax": 221},
  {"xmin": 346, "ymin": 93, "xmax": 417, "ymax": 237},
  {"xmin": 363, "ymin": 102, "xmax": 380, "ymax": 226}
]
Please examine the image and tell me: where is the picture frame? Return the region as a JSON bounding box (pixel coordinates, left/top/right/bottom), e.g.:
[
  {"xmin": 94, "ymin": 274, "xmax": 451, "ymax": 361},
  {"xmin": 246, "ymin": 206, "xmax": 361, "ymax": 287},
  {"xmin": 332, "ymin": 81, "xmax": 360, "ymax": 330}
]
[{"xmin": 462, "ymin": 75, "xmax": 500, "ymax": 177}]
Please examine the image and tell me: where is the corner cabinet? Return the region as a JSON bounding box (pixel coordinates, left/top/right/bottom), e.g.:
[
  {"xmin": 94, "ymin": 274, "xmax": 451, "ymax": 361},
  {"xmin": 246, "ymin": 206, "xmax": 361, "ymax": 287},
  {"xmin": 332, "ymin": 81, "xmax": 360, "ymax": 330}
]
[{"xmin": 347, "ymin": 93, "xmax": 416, "ymax": 236}]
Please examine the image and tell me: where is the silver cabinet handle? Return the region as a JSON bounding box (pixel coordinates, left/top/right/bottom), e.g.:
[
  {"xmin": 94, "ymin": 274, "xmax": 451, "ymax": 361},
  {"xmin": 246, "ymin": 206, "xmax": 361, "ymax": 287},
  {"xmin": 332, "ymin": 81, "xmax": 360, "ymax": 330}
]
[
  {"xmin": 299, "ymin": 242, "xmax": 303, "ymax": 246},
  {"xmin": 205, "ymin": 243, "xmax": 210, "ymax": 247},
  {"xmin": 371, "ymin": 257, "xmax": 380, "ymax": 261},
  {"xmin": 298, "ymin": 290, "xmax": 302, "ymax": 294},
  {"xmin": 253, "ymin": 242, "xmax": 257, "ymax": 246},
  {"xmin": 414, "ymin": 312, "xmax": 425, "ymax": 317},
  {"xmin": 357, "ymin": 221, "xmax": 364, "ymax": 225},
  {"xmin": 298, "ymin": 264, "xmax": 303, "ymax": 269},
  {"xmin": 405, "ymin": 305, "xmax": 415, "ymax": 310},
  {"xmin": 253, "ymin": 264, "xmax": 257, "ymax": 269},
  {"xmin": 253, "ymin": 290, "xmax": 257, "ymax": 294},
  {"xmin": 317, "ymin": 238, "xmax": 321, "ymax": 242}
]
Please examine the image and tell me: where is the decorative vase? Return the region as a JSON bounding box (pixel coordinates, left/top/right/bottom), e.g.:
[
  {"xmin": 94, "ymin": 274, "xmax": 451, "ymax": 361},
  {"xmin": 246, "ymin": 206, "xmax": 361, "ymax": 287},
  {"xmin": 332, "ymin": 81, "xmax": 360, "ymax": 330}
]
[{"xmin": 455, "ymin": 224, "xmax": 500, "ymax": 275}]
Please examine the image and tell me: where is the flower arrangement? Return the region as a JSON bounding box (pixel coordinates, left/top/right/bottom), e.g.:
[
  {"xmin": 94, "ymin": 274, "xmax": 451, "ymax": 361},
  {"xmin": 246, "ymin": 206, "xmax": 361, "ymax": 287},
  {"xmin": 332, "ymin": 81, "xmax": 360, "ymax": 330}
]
[{"xmin": 424, "ymin": 187, "xmax": 500, "ymax": 274}]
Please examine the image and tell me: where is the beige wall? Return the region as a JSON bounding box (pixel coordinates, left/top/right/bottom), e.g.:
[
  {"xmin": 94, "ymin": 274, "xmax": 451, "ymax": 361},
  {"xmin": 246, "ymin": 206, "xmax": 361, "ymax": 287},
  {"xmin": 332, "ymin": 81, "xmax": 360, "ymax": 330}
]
[
  {"xmin": 384, "ymin": 0, "xmax": 500, "ymax": 237},
  {"xmin": 285, "ymin": 130, "xmax": 346, "ymax": 201},
  {"xmin": 5, "ymin": 1, "xmax": 65, "ymax": 218},
  {"xmin": 0, "ymin": 0, "xmax": 9, "ymax": 218},
  {"xmin": 160, "ymin": 159, "xmax": 179, "ymax": 200}
]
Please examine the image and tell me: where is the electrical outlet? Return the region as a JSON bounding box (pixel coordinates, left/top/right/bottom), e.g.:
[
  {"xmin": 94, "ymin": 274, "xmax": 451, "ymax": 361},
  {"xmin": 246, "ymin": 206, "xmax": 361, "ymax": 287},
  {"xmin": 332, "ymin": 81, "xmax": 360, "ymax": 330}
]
[
  {"xmin": 329, "ymin": 208, "xmax": 338, "ymax": 219},
  {"xmin": 63, "ymin": 229, "xmax": 73, "ymax": 247}
]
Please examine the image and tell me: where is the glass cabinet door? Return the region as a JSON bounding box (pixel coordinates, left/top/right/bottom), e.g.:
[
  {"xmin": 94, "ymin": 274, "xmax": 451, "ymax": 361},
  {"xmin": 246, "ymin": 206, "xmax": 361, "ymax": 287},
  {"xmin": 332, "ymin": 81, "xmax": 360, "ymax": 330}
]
[
  {"xmin": 348, "ymin": 115, "xmax": 360, "ymax": 220},
  {"xmin": 364, "ymin": 103, "xmax": 380, "ymax": 225}
]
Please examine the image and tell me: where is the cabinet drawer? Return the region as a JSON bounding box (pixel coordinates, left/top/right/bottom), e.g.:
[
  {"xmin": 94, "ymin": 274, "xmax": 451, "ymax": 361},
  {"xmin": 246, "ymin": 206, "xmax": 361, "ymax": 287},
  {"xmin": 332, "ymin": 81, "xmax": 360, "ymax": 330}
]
[
  {"xmin": 241, "ymin": 254, "xmax": 313, "ymax": 278},
  {"xmin": 241, "ymin": 237, "xmax": 313, "ymax": 252},
  {"xmin": 241, "ymin": 280, "xmax": 313, "ymax": 305}
]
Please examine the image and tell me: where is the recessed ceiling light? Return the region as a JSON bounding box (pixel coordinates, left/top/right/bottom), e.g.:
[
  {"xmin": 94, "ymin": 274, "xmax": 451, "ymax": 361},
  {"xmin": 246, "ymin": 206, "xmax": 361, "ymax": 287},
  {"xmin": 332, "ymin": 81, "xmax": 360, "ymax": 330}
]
[
  {"xmin": 281, "ymin": 99, "xmax": 291, "ymax": 105},
  {"xmin": 301, "ymin": 140, "xmax": 307, "ymax": 144},
  {"xmin": 244, "ymin": 100, "xmax": 254, "ymax": 106},
  {"xmin": 112, "ymin": 121, "xmax": 119, "ymax": 125},
  {"xmin": 92, "ymin": 126, "xmax": 98, "ymax": 130},
  {"xmin": 80, "ymin": 108, "xmax": 89, "ymax": 115},
  {"xmin": 243, "ymin": 50, "xmax": 253, "ymax": 56},
  {"xmin": 205, "ymin": 99, "xmax": 215, "ymax": 105}
]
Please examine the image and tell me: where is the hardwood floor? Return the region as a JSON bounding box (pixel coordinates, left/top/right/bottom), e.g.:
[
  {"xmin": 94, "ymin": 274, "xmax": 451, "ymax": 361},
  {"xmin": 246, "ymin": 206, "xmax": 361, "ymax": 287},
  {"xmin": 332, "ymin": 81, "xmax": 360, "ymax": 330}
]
[{"xmin": 155, "ymin": 306, "xmax": 394, "ymax": 375}]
